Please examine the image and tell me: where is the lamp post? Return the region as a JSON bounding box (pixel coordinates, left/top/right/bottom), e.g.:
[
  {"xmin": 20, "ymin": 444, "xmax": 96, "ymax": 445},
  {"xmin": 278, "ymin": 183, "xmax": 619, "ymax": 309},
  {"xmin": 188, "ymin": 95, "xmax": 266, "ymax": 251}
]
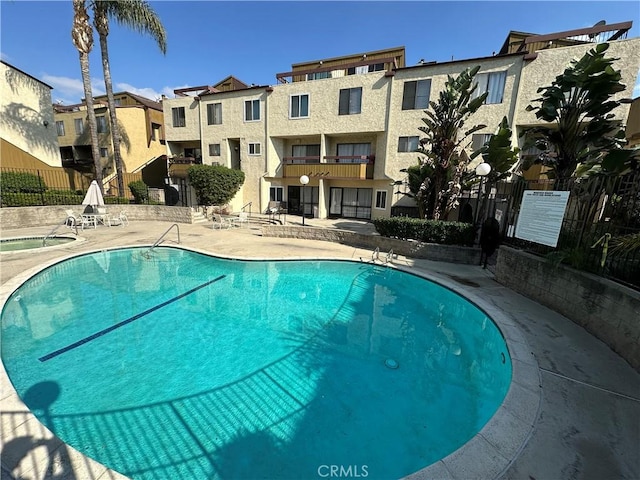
[
  {"xmin": 299, "ymin": 175, "xmax": 309, "ymax": 226},
  {"xmin": 474, "ymin": 162, "xmax": 492, "ymax": 225}
]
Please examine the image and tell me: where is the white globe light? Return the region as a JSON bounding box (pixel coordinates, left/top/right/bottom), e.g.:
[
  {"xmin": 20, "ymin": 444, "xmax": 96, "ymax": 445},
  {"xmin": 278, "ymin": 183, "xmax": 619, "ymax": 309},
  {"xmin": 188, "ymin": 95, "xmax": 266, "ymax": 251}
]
[
  {"xmin": 300, "ymin": 175, "xmax": 310, "ymax": 185},
  {"xmin": 475, "ymin": 163, "xmax": 492, "ymax": 176}
]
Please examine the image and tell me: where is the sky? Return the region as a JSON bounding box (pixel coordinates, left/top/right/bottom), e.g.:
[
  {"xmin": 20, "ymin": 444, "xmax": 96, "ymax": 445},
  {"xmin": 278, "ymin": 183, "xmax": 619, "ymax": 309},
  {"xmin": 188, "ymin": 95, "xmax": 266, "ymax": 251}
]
[{"xmin": 1, "ymin": 1, "xmax": 639, "ymax": 105}]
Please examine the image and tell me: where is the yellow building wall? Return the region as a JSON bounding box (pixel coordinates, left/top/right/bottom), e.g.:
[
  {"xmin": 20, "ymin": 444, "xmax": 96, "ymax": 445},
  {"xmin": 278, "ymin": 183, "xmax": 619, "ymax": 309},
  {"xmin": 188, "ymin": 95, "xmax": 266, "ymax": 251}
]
[
  {"xmin": 116, "ymin": 107, "xmax": 166, "ymax": 172},
  {"xmin": 0, "ymin": 62, "xmax": 61, "ymax": 166}
]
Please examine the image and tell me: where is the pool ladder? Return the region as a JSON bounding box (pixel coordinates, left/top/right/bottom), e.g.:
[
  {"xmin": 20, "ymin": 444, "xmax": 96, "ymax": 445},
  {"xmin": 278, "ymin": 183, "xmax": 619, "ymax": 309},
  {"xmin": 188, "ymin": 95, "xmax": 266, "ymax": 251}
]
[
  {"xmin": 362, "ymin": 247, "xmax": 394, "ymax": 264},
  {"xmin": 151, "ymin": 223, "xmax": 181, "ymax": 249},
  {"xmin": 43, "ymin": 222, "xmax": 68, "ymax": 247}
]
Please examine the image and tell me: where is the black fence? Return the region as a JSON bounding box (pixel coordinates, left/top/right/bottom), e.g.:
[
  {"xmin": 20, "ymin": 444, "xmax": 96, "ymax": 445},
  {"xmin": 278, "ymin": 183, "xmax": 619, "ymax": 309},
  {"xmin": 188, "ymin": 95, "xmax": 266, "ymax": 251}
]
[
  {"xmin": 0, "ymin": 168, "xmax": 160, "ymax": 207},
  {"xmin": 468, "ymin": 173, "xmax": 640, "ymax": 290}
]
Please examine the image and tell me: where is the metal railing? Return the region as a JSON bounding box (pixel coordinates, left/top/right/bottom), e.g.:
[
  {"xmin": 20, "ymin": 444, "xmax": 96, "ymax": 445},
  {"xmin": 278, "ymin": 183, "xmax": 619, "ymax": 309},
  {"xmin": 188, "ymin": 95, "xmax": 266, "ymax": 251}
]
[{"xmin": 151, "ymin": 223, "xmax": 181, "ymax": 249}]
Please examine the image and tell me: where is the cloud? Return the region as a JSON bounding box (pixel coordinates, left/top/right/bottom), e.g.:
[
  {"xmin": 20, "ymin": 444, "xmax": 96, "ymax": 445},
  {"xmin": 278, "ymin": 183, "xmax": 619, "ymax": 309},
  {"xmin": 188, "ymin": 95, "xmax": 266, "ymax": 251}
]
[
  {"xmin": 115, "ymin": 82, "xmax": 192, "ymax": 101},
  {"xmin": 42, "ymin": 74, "xmax": 105, "ymax": 104}
]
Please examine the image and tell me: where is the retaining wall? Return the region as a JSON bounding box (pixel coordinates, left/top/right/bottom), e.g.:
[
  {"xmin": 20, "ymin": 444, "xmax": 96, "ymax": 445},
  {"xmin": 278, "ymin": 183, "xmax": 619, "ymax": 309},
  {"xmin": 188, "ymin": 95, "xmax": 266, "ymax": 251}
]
[
  {"xmin": 0, "ymin": 205, "xmax": 194, "ymax": 229},
  {"xmin": 495, "ymin": 245, "xmax": 640, "ymax": 371},
  {"xmin": 262, "ymin": 225, "xmax": 481, "ymax": 264}
]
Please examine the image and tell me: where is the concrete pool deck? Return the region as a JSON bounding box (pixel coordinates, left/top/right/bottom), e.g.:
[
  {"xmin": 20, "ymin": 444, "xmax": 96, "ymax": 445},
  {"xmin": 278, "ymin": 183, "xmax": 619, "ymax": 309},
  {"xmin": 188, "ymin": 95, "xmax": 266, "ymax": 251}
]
[{"xmin": 1, "ymin": 218, "xmax": 638, "ymax": 480}]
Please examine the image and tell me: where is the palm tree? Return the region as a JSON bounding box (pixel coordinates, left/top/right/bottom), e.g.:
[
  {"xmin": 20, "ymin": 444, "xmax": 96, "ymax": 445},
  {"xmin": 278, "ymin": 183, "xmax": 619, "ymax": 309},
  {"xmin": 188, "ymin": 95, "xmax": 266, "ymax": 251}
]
[
  {"xmin": 72, "ymin": 0, "xmax": 103, "ymax": 187},
  {"xmin": 92, "ymin": 0, "xmax": 167, "ymax": 198}
]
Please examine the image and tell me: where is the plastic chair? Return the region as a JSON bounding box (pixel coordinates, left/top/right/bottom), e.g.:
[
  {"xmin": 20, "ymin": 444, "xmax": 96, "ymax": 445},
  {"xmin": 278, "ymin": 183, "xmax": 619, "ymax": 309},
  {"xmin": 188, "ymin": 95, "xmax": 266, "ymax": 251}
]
[
  {"xmin": 212, "ymin": 213, "xmax": 232, "ymax": 230},
  {"xmin": 109, "ymin": 211, "xmax": 129, "ymax": 227},
  {"xmin": 235, "ymin": 212, "xmax": 249, "ymax": 228}
]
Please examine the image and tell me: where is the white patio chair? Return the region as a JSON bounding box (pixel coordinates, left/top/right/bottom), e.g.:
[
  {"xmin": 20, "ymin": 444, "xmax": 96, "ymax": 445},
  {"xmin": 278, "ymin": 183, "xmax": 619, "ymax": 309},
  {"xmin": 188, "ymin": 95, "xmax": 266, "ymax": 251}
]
[
  {"xmin": 212, "ymin": 213, "xmax": 233, "ymax": 230},
  {"xmin": 109, "ymin": 211, "xmax": 129, "ymax": 227},
  {"xmin": 235, "ymin": 212, "xmax": 249, "ymax": 228}
]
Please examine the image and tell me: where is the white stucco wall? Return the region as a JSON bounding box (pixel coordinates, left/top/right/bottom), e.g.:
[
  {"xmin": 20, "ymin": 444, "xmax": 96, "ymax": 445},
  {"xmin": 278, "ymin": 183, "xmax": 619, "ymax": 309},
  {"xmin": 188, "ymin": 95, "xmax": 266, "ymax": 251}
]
[
  {"xmin": 0, "ymin": 61, "xmax": 61, "ymax": 166},
  {"xmin": 514, "ymin": 38, "xmax": 640, "ymax": 129}
]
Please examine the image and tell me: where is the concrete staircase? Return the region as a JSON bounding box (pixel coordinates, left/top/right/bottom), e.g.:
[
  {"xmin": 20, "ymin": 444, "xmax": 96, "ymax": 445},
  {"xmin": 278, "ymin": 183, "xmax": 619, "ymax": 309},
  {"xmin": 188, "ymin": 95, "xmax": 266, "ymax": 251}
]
[{"xmin": 191, "ymin": 210, "xmax": 209, "ymax": 225}]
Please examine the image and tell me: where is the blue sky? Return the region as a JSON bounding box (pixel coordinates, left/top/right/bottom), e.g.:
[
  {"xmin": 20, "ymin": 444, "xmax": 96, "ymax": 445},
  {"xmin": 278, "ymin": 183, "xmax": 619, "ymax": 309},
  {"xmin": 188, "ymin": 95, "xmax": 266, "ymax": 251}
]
[{"xmin": 1, "ymin": 1, "xmax": 639, "ymax": 105}]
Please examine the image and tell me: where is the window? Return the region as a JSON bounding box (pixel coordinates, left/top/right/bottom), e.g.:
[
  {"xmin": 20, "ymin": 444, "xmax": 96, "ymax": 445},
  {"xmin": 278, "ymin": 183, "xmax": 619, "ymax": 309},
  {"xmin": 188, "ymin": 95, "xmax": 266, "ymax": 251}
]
[
  {"xmin": 244, "ymin": 99, "xmax": 260, "ymax": 121},
  {"xmin": 472, "ymin": 133, "xmax": 493, "ymax": 152},
  {"xmin": 96, "ymin": 115, "xmax": 107, "ymax": 133},
  {"xmin": 338, "ymin": 87, "xmax": 362, "ymax": 115},
  {"xmin": 209, "ymin": 143, "xmax": 221, "ymax": 156},
  {"xmin": 291, "ymin": 144, "xmax": 320, "ymax": 163},
  {"xmin": 74, "ymin": 118, "xmax": 84, "ymax": 135},
  {"xmin": 114, "ymin": 98, "xmax": 122, "ymax": 106},
  {"xmin": 347, "ymin": 66, "xmax": 369, "ymax": 75},
  {"xmin": 290, "ymin": 94, "xmax": 309, "ymax": 118},
  {"xmin": 398, "ymin": 136, "xmax": 420, "ymax": 152},
  {"xmin": 402, "ymin": 80, "xmax": 431, "ymax": 110},
  {"xmin": 375, "ymin": 190, "xmax": 387, "ymax": 209},
  {"xmin": 307, "ymin": 71, "xmax": 331, "ymax": 81},
  {"xmin": 473, "ymin": 71, "xmax": 507, "ymax": 104},
  {"xmin": 100, "ymin": 147, "xmax": 108, "ymax": 158},
  {"xmin": 55, "ymin": 121, "xmax": 65, "ymax": 136},
  {"xmin": 248, "ymin": 142, "xmax": 261, "ymax": 155},
  {"xmin": 270, "ymin": 186, "xmax": 284, "ymax": 202},
  {"xmin": 337, "ymin": 143, "xmax": 370, "ymax": 162},
  {"xmin": 207, "ymin": 103, "xmax": 222, "ymax": 125},
  {"xmin": 151, "ymin": 123, "xmax": 160, "ymax": 141},
  {"xmin": 172, "ymin": 107, "xmax": 186, "ymax": 127},
  {"xmin": 368, "ymin": 63, "xmax": 384, "ymax": 72}
]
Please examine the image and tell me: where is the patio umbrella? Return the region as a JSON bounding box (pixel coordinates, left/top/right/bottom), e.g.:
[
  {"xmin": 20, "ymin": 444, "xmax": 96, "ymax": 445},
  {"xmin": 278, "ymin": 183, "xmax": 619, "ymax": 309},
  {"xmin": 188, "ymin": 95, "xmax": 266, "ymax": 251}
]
[{"xmin": 82, "ymin": 180, "xmax": 105, "ymax": 209}]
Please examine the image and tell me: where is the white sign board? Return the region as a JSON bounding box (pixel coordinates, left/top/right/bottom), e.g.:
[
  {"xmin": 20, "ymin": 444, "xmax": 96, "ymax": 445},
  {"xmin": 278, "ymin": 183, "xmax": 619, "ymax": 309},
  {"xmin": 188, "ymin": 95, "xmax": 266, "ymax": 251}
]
[{"xmin": 515, "ymin": 190, "xmax": 570, "ymax": 247}]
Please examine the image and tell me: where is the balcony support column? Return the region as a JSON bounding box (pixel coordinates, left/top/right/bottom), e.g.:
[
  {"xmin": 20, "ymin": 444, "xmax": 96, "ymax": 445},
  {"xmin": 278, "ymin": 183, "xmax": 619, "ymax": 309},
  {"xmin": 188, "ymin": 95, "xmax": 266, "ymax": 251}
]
[{"xmin": 318, "ymin": 177, "xmax": 327, "ymax": 219}]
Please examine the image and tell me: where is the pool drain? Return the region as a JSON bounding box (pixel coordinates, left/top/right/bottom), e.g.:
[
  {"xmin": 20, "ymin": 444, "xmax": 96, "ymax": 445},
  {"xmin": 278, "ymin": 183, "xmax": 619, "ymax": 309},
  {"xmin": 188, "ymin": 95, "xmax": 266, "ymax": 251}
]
[{"xmin": 384, "ymin": 358, "xmax": 399, "ymax": 369}]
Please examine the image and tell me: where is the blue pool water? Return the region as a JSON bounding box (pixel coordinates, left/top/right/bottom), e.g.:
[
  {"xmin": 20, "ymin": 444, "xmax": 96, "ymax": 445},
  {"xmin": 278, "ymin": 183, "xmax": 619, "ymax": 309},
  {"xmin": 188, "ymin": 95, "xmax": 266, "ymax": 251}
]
[{"xmin": 1, "ymin": 247, "xmax": 511, "ymax": 480}]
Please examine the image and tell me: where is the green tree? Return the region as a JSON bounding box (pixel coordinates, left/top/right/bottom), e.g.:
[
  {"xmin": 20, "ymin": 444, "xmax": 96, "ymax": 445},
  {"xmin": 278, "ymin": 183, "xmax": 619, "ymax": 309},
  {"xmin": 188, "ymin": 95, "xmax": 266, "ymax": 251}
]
[
  {"xmin": 93, "ymin": 0, "xmax": 167, "ymax": 197},
  {"xmin": 523, "ymin": 43, "xmax": 630, "ymax": 187},
  {"xmin": 72, "ymin": 0, "xmax": 102, "ymax": 187},
  {"xmin": 416, "ymin": 66, "xmax": 487, "ymax": 219},
  {"xmin": 471, "ymin": 116, "xmax": 520, "ymax": 222},
  {"xmin": 188, "ymin": 165, "xmax": 245, "ymax": 207}
]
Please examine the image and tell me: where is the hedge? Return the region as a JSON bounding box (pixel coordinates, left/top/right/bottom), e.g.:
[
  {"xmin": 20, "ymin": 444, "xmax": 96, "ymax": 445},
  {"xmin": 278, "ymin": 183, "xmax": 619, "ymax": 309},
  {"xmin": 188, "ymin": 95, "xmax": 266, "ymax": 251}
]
[
  {"xmin": 0, "ymin": 192, "xmax": 129, "ymax": 207},
  {"xmin": 0, "ymin": 171, "xmax": 47, "ymax": 193},
  {"xmin": 188, "ymin": 164, "xmax": 245, "ymax": 206},
  {"xmin": 373, "ymin": 217, "xmax": 476, "ymax": 246}
]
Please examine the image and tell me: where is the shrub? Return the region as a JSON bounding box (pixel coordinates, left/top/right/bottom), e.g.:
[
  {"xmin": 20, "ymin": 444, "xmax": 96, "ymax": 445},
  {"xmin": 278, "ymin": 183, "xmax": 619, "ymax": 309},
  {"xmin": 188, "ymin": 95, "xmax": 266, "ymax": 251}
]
[
  {"xmin": 373, "ymin": 217, "xmax": 476, "ymax": 246},
  {"xmin": 128, "ymin": 180, "xmax": 148, "ymax": 204},
  {"xmin": 188, "ymin": 164, "xmax": 245, "ymax": 206},
  {"xmin": 104, "ymin": 196, "xmax": 130, "ymax": 205},
  {"xmin": 0, "ymin": 171, "xmax": 47, "ymax": 193}
]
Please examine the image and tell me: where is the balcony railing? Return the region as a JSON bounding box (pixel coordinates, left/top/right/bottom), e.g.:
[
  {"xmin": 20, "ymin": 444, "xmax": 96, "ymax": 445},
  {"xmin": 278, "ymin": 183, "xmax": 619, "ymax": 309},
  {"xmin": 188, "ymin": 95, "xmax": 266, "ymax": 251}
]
[
  {"xmin": 168, "ymin": 156, "xmax": 202, "ymax": 178},
  {"xmin": 283, "ymin": 155, "xmax": 375, "ymax": 180}
]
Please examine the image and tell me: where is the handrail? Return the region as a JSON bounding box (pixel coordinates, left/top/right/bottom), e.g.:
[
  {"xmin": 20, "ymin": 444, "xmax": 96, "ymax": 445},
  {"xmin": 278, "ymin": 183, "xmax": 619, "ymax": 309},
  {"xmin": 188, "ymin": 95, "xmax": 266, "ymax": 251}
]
[
  {"xmin": 241, "ymin": 201, "xmax": 252, "ymax": 216},
  {"xmin": 151, "ymin": 223, "xmax": 180, "ymax": 249},
  {"xmin": 385, "ymin": 249, "xmax": 394, "ymax": 264},
  {"xmin": 372, "ymin": 247, "xmax": 380, "ymax": 262},
  {"xmin": 43, "ymin": 220, "xmax": 71, "ymax": 246}
]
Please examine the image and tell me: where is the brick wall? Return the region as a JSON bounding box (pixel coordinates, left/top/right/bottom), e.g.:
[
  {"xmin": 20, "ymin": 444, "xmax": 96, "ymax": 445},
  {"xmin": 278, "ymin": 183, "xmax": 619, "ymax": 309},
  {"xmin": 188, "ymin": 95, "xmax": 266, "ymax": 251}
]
[
  {"xmin": 496, "ymin": 246, "xmax": 640, "ymax": 371},
  {"xmin": 262, "ymin": 225, "xmax": 481, "ymax": 264}
]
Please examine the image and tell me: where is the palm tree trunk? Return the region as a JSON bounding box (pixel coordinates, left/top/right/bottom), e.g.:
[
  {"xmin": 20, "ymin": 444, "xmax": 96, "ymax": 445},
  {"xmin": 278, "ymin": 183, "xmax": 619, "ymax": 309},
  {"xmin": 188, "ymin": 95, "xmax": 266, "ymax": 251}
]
[
  {"xmin": 98, "ymin": 26, "xmax": 125, "ymax": 197},
  {"xmin": 72, "ymin": 0, "xmax": 102, "ymax": 187}
]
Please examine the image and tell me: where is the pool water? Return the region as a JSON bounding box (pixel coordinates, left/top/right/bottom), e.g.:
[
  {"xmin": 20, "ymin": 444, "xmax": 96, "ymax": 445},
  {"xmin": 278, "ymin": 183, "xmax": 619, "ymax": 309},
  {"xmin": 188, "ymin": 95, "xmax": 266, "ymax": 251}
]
[
  {"xmin": 1, "ymin": 247, "xmax": 511, "ymax": 480},
  {"xmin": 0, "ymin": 236, "xmax": 75, "ymax": 252}
]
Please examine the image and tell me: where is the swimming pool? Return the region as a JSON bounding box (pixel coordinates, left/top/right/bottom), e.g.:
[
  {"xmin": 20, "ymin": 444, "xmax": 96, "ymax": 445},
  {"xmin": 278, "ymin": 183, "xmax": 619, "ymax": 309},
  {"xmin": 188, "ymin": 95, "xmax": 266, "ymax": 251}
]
[{"xmin": 1, "ymin": 246, "xmax": 511, "ymax": 480}]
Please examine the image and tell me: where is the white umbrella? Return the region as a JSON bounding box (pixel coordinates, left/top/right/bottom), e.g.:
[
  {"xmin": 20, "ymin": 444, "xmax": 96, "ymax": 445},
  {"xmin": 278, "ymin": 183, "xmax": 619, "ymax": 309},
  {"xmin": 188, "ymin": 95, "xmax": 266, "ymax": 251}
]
[{"xmin": 82, "ymin": 180, "xmax": 105, "ymax": 208}]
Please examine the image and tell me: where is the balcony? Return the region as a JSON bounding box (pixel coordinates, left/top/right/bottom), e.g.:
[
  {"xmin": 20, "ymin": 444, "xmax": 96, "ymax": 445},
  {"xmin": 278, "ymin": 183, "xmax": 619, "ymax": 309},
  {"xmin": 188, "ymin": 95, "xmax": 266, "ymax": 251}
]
[
  {"xmin": 283, "ymin": 155, "xmax": 374, "ymax": 180},
  {"xmin": 168, "ymin": 156, "xmax": 202, "ymax": 178}
]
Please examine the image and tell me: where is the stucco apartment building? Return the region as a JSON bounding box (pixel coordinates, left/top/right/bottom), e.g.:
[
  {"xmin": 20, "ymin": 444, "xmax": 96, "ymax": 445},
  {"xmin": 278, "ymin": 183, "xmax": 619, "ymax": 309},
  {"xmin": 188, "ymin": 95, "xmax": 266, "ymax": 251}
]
[
  {"xmin": 0, "ymin": 60, "xmax": 61, "ymax": 169},
  {"xmin": 163, "ymin": 21, "xmax": 639, "ymax": 220},
  {"xmin": 54, "ymin": 92, "xmax": 166, "ymax": 193}
]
